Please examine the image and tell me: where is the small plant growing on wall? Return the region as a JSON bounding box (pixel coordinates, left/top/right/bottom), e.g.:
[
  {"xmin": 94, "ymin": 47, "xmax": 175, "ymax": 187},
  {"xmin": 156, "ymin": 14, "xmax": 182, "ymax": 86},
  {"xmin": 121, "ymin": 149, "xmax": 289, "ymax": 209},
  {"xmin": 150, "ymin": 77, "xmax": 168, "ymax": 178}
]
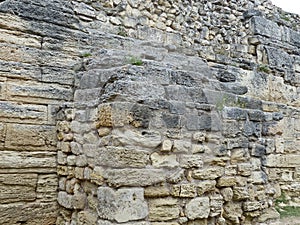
[
  {"xmin": 128, "ymin": 56, "xmax": 143, "ymax": 66},
  {"xmin": 258, "ymin": 64, "xmax": 270, "ymax": 73}
]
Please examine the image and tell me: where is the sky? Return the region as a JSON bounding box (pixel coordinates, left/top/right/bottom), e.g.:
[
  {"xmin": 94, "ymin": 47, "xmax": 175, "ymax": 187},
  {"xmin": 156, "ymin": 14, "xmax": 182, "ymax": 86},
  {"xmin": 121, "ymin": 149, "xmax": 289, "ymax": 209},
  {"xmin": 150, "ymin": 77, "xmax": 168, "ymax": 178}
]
[{"xmin": 271, "ymin": 0, "xmax": 300, "ymax": 15}]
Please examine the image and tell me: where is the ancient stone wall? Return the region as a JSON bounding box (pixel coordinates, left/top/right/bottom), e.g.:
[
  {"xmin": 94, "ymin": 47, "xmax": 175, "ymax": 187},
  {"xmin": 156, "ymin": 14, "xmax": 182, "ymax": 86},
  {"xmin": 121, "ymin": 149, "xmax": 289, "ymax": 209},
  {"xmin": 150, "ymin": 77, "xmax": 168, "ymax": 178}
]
[{"xmin": 1, "ymin": 0, "xmax": 300, "ymax": 224}]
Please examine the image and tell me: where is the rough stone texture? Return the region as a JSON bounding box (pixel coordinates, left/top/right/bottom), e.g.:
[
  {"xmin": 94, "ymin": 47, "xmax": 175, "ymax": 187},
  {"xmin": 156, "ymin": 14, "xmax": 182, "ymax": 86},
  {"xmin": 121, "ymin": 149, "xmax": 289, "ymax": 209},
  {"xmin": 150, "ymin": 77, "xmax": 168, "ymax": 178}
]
[
  {"xmin": 97, "ymin": 187, "xmax": 148, "ymax": 223},
  {"xmin": 1, "ymin": 0, "xmax": 300, "ymax": 224}
]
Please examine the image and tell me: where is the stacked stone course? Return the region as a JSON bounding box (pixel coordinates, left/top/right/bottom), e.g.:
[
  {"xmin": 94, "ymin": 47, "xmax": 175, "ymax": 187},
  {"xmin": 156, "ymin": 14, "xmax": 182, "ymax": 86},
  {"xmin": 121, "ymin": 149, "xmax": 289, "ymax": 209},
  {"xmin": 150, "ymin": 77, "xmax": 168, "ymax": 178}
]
[{"xmin": 1, "ymin": 0, "xmax": 300, "ymax": 224}]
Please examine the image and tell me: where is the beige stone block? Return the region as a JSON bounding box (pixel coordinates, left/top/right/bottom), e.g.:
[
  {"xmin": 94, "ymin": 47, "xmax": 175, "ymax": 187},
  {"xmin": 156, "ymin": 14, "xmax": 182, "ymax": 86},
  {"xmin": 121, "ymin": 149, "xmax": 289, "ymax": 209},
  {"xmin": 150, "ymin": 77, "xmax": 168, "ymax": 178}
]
[
  {"xmin": 257, "ymin": 207, "xmax": 280, "ymax": 222},
  {"xmin": 196, "ymin": 180, "xmax": 216, "ymax": 195},
  {"xmin": 149, "ymin": 198, "xmax": 180, "ymax": 221},
  {"xmin": 0, "ymin": 202, "xmax": 57, "ymax": 225},
  {"xmin": 217, "ymin": 176, "xmax": 237, "ymax": 187},
  {"xmin": 185, "ymin": 197, "xmax": 210, "ymax": 220},
  {"xmin": 6, "ymin": 80, "xmax": 73, "ymax": 104},
  {"xmin": 0, "ymin": 173, "xmax": 37, "ymax": 203},
  {"xmin": 173, "ymin": 140, "xmax": 190, "ymax": 153},
  {"xmin": 151, "ymin": 152, "xmax": 179, "ymax": 168},
  {"xmin": 5, "ymin": 124, "xmax": 56, "ymax": 150},
  {"xmin": 104, "ymin": 168, "xmax": 166, "ymax": 187},
  {"xmin": 192, "ymin": 166, "xmax": 224, "ymax": 180},
  {"xmin": 243, "ymin": 201, "xmax": 261, "ymax": 212},
  {"xmin": 171, "ymin": 184, "xmax": 196, "ymax": 198},
  {"xmin": 144, "ymin": 185, "xmax": 170, "ymax": 197},
  {"xmin": 265, "ymin": 154, "xmax": 300, "ymax": 167},
  {"xmin": 36, "ymin": 174, "xmax": 58, "ymax": 202},
  {"xmin": 179, "ymin": 155, "xmax": 203, "ymax": 168},
  {"xmin": 210, "ymin": 195, "xmax": 223, "ymax": 217},
  {"xmin": 98, "ymin": 147, "xmax": 150, "ymax": 168},
  {"xmin": 161, "ymin": 139, "xmax": 173, "ymax": 152},
  {"xmin": 0, "ymin": 151, "xmax": 56, "ymax": 169}
]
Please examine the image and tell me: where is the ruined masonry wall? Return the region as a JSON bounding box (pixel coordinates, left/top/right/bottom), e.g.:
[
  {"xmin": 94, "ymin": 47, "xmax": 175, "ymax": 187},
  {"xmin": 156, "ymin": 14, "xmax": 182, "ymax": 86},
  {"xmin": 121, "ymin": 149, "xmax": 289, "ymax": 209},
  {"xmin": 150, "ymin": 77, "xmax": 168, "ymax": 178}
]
[{"xmin": 0, "ymin": 0, "xmax": 300, "ymax": 224}]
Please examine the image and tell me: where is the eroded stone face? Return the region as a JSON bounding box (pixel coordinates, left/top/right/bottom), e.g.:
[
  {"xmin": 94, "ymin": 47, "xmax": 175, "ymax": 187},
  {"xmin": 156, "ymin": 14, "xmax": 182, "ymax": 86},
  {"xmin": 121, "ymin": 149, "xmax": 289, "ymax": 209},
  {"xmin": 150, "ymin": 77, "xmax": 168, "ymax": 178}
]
[{"xmin": 97, "ymin": 187, "xmax": 148, "ymax": 223}]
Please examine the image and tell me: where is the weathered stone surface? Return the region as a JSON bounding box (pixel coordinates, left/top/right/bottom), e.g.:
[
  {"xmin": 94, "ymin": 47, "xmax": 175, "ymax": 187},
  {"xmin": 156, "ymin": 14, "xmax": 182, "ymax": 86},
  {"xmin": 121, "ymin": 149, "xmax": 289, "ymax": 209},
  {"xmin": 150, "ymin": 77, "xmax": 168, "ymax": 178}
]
[
  {"xmin": 251, "ymin": 16, "xmax": 281, "ymax": 40},
  {"xmin": 0, "ymin": 174, "xmax": 37, "ymax": 203},
  {"xmin": 0, "ymin": 101, "xmax": 48, "ymax": 124},
  {"xmin": 0, "ymin": 202, "xmax": 57, "ymax": 225},
  {"xmin": 179, "ymin": 155, "xmax": 203, "ymax": 168},
  {"xmin": 97, "ymin": 187, "xmax": 148, "ymax": 223},
  {"xmin": 5, "ymin": 124, "xmax": 56, "ymax": 150},
  {"xmin": 97, "ymin": 147, "xmax": 149, "ymax": 168},
  {"xmin": 149, "ymin": 198, "xmax": 180, "ymax": 221},
  {"xmin": 104, "ymin": 169, "xmax": 167, "ymax": 187},
  {"xmin": 185, "ymin": 197, "xmax": 210, "ymax": 220},
  {"xmin": 151, "ymin": 152, "xmax": 179, "ymax": 168},
  {"xmin": 264, "ymin": 154, "xmax": 300, "ymax": 167},
  {"xmin": 0, "ymin": 151, "xmax": 56, "ymax": 168},
  {"xmin": 193, "ymin": 167, "xmax": 224, "ymax": 180},
  {"xmin": 113, "ymin": 129, "xmax": 162, "ymax": 148}
]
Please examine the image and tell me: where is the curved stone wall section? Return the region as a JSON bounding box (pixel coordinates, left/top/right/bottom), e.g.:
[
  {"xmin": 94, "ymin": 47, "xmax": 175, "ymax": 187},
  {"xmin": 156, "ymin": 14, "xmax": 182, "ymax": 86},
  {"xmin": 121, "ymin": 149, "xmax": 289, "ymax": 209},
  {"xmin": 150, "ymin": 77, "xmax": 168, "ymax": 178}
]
[{"xmin": 56, "ymin": 38, "xmax": 292, "ymax": 224}]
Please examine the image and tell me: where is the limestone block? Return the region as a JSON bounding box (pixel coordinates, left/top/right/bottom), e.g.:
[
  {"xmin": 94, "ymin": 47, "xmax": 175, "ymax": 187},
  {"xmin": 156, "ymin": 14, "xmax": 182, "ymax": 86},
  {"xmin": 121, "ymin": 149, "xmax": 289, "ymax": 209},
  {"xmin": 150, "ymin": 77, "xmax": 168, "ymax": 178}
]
[
  {"xmin": 77, "ymin": 211, "xmax": 97, "ymax": 225},
  {"xmin": 113, "ymin": 129, "xmax": 162, "ymax": 148},
  {"xmin": 173, "ymin": 140, "xmax": 190, "ymax": 153},
  {"xmin": 251, "ymin": 16, "xmax": 281, "ymax": 40},
  {"xmin": 0, "ymin": 151, "xmax": 56, "ymax": 169},
  {"xmin": 97, "ymin": 147, "xmax": 149, "ymax": 168},
  {"xmin": 171, "ymin": 184, "xmax": 196, "ymax": 198},
  {"xmin": 191, "ymin": 144, "xmax": 209, "ymax": 154},
  {"xmin": 192, "ymin": 132, "xmax": 206, "ymax": 142},
  {"xmin": 0, "ymin": 101, "xmax": 47, "ymax": 124},
  {"xmin": 233, "ymin": 187, "xmax": 249, "ymax": 200},
  {"xmin": 210, "ymin": 195, "xmax": 224, "ymax": 217},
  {"xmin": 6, "ymin": 80, "xmax": 73, "ymax": 103},
  {"xmin": 257, "ymin": 207, "xmax": 280, "ymax": 222},
  {"xmin": 97, "ymin": 187, "xmax": 148, "ymax": 223},
  {"xmin": 192, "ymin": 166, "xmax": 224, "ymax": 180},
  {"xmin": 179, "ymin": 155, "xmax": 203, "ymax": 168},
  {"xmin": 144, "ymin": 185, "xmax": 170, "ymax": 197},
  {"xmin": 197, "ymin": 180, "xmax": 217, "ymax": 195},
  {"xmin": 149, "ymin": 198, "xmax": 180, "ymax": 221},
  {"xmin": 264, "ymin": 154, "xmax": 300, "ymax": 167},
  {"xmin": 151, "ymin": 152, "xmax": 179, "ymax": 168},
  {"xmin": 237, "ymin": 163, "xmax": 252, "ymax": 176},
  {"xmin": 217, "ymin": 176, "xmax": 237, "ymax": 187},
  {"xmin": 223, "ymin": 202, "xmax": 243, "ymax": 223},
  {"xmin": 161, "ymin": 139, "xmax": 173, "ymax": 152},
  {"xmin": 0, "ymin": 174, "xmax": 37, "ymax": 203},
  {"xmin": 36, "ymin": 174, "xmax": 58, "ymax": 202},
  {"xmin": 0, "ymin": 202, "xmax": 57, "ymax": 225},
  {"xmin": 104, "ymin": 169, "xmax": 166, "ymax": 187},
  {"xmin": 5, "ymin": 124, "xmax": 56, "ymax": 150},
  {"xmin": 251, "ymin": 171, "xmax": 267, "ymax": 184},
  {"xmin": 220, "ymin": 187, "xmax": 233, "ymax": 202},
  {"xmin": 243, "ymin": 201, "xmax": 261, "ymax": 212},
  {"xmin": 185, "ymin": 197, "xmax": 210, "ymax": 220}
]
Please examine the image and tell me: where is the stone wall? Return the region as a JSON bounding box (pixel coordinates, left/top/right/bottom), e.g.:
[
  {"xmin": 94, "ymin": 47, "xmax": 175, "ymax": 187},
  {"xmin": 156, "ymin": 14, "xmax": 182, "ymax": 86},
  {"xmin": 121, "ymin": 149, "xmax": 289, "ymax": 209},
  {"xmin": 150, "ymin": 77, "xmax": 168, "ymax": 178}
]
[{"xmin": 1, "ymin": 0, "xmax": 300, "ymax": 224}]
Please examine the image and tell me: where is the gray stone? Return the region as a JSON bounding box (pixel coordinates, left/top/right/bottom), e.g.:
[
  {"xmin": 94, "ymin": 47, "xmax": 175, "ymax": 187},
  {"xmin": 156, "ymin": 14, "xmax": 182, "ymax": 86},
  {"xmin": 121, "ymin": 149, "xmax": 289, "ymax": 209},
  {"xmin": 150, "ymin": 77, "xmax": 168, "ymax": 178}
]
[
  {"xmin": 251, "ymin": 16, "xmax": 281, "ymax": 40},
  {"xmin": 185, "ymin": 197, "xmax": 210, "ymax": 220},
  {"xmin": 104, "ymin": 169, "xmax": 166, "ymax": 187},
  {"xmin": 97, "ymin": 187, "xmax": 148, "ymax": 223}
]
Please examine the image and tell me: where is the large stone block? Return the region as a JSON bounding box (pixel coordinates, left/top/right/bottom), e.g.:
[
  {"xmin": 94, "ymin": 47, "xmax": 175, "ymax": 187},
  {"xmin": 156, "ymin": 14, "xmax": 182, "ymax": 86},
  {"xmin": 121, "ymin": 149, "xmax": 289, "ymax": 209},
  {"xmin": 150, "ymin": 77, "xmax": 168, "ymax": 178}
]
[
  {"xmin": 264, "ymin": 154, "xmax": 300, "ymax": 167},
  {"xmin": 97, "ymin": 187, "xmax": 148, "ymax": 223},
  {"xmin": 185, "ymin": 197, "xmax": 210, "ymax": 220},
  {"xmin": 0, "ymin": 202, "xmax": 57, "ymax": 225},
  {"xmin": 6, "ymin": 80, "xmax": 73, "ymax": 103},
  {"xmin": 0, "ymin": 101, "xmax": 48, "ymax": 124},
  {"xmin": 151, "ymin": 152, "xmax": 179, "ymax": 168},
  {"xmin": 97, "ymin": 147, "xmax": 150, "ymax": 168},
  {"xmin": 0, "ymin": 151, "xmax": 56, "ymax": 168},
  {"xmin": 0, "ymin": 174, "xmax": 37, "ymax": 203},
  {"xmin": 5, "ymin": 124, "xmax": 56, "ymax": 150},
  {"xmin": 251, "ymin": 17, "xmax": 281, "ymax": 40},
  {"xmin": 103, "ymin": 169, "xmax": 167, "ymax": 187},
  {"xmin": 148, "ymin": 198, "xmax": 180, "ymax": 221}
]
